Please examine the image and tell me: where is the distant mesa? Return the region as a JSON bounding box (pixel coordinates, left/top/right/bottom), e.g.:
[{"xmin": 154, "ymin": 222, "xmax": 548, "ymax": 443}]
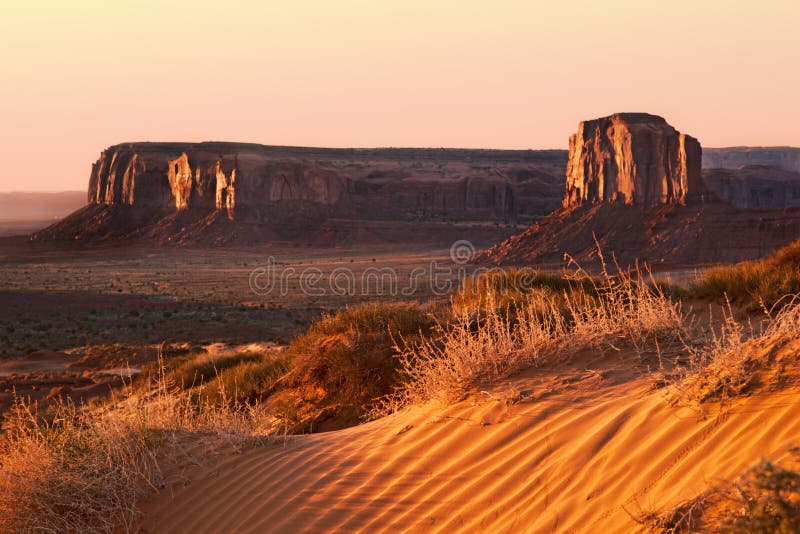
[
  {"xmin": 564, "ymin": 113, "xmax": 705, "ymax": 207},
  {"xmin": 704, "ymin": 147, "xmax": 800, "ymax": 174},
  {"xmin": 703, "ymin": 165, "xmax": 800, "ymax": 209},
  {"xmin": 35, "ymin": 143, "xmax": 567, "ymax": 246}
]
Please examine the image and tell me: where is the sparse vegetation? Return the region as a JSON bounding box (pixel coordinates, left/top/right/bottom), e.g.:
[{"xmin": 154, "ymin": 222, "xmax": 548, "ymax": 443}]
[
  {"xmin": 640, "ymin": 449, "xmax": 800, "ymax": 533},
  {"xmin": 664, "ymin": 297, "xmax": 800, "ymax": 408},
  {"xmin": 0, "ymin": 359, "xmax": 272, "ymax": 533},
  {"xmin": 1, "ymin": 242, "xmax": 799, "ymax": 532},
  {"xmin": 688, "ymin": 240, "xmax": 800, "ymax": 308},
  {"xmin": 377, "ymin": 256, "xmax": 686, "ymax": 414}
]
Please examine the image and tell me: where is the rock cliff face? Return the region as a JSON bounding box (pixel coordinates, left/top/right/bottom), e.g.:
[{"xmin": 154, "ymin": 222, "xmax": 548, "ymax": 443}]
[
  {"xmin": 43, "ymin": 142, "xmax": 568, "ymax": 245},
  {"xmin": 88, "ymin": 144, "xmax": 351, "ymax": 215},
  {"xmin": 703, "ymin": 165, "xmax": 800, "ymax": 209},
  {"xmin": 564, "ymin": 113, "xmax": 704, "ymax": 207}
]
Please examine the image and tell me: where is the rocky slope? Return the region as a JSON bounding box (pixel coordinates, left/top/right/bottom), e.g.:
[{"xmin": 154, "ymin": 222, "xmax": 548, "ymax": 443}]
[
  {"xmin": 34, "ymin": 143, "xmax": 567, "ymax": 246},
  {"xmin": 564, "ymin": 113, "xmax": 705, "ymax": 207},
  {"xmin": 481, "ymin": 201, "xmax": 800, "ymax": 266}
]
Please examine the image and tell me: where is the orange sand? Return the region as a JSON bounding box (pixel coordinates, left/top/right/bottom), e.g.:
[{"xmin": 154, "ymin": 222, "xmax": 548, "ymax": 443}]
[{"xmin": 139, "ymin": 346, "xmax": 800, "ymax": 532}]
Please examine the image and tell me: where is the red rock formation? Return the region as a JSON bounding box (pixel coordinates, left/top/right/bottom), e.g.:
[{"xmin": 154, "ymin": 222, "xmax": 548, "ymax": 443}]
[
  {"xmin": 42, "ymin": 143, "xmax": 569, "ymax": 245},
  {"xmin": 480, "ymin": 114, "xmax": 800, "ymax": 267},
  {"xmin": 85, "ymin": 143, "xmax": 563, "ymax": 222},
  {"xmin": 564, "ymin": 113, "xmax": 704, "ymax": 207}
]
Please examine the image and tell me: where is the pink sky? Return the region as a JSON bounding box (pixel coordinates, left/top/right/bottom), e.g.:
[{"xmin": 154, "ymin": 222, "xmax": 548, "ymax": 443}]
[{"xmin": 1, "ymin": 0, "xmax": 798, "ymax": 192}]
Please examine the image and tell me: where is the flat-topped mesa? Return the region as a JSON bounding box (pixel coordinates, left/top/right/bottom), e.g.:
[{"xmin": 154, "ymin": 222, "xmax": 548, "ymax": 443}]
[
  {"xmin": 81, "ymin": 142, "xmax": 571, "ymax": 235},
  {"xmin": 563, "ymin": 113, "xmax": 705, "ymax": 207},
  {"xmin": 88, "ymin": 144, "xmax": 350, "ymax": 220}
]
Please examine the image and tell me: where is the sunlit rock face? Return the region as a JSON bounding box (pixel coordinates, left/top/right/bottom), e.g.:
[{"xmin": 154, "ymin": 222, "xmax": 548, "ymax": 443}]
[
  {"xmin": 83, "ymin": 142, "xmax": 569, "ymax": 229},
  {"xmin": 564, "ymin": 113, "xmax": 705, "ymax": 207},
  {"xmin": 87, "ymin": 144, "xmax": 349, "ymax": 218}
]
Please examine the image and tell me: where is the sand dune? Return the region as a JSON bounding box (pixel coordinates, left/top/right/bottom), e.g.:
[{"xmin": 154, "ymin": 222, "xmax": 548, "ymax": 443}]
[{"xmin": 139, "ymin": 345, "xmax": 800, "ymax": 533}]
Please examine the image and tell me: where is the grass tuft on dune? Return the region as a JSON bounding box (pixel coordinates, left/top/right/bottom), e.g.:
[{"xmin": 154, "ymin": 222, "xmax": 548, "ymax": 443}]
[{"xmin": 688, "ymin": 240, "xmax": 800, "ymax": 308}]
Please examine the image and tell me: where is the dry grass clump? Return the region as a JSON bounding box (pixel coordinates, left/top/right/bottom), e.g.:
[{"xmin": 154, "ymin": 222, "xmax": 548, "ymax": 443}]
[
  {"xmin": 451, "ymin": 266, "xmax": 593, "ymax": 318},
  {"xmin": 199, "ymin": 352, "xmax": 289, "ymax": 405},
  {"xmin": 377, "ymin": 256, "xmax": 686, "ymax": 413},
  {"xmin": 689, "ymin": 240, "xmax": 800, "ymax": 309},
  {"xmin": 165, "ymin": 349, "xmax": 266, "ymax": 389},
  {"xmin": 0, "ymin": 358, "xmax": 272, "ymax": 533},
  {"xmin": 0, "ymin": 399, "xmax": 158, "ymax": 533},
  {"xmin": 562, "ymin": 254, "xmax": 686, "ymax": 350},
  {"xmin": 272, "ymin": 302, "xmax": 438, "ymax": 432},
  {"xmin": 378, "ymin": 298, "xmax": 567, "ymax": 411},
  {"xmin": 630, "ymin": 492, "xmax": 713, "ymax": 533},
  {"xmin": 665, "ymin": 298, "xmax": 800, "ymax": 407},
  {"xmin": 135, "ymin": 346, "xmax": 290, "ymax": 407}
]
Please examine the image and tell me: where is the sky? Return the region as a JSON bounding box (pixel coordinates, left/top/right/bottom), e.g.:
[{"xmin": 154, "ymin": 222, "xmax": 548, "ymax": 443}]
[{"xmin": 1, "ymin": 0, "xmax": 798, "ymax": 192}]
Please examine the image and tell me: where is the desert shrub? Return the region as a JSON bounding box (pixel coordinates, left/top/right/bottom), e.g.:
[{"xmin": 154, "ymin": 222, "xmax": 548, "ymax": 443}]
[
  {"xmin": 717, "ymin": 453, "xmax": 800, "ymax": 533},
  {"xmin": 0, "ymin": 360, "xmax": 271, "ymax": 532},
  {"xmin": 272, "ymin": 302, "xmax": 437, "ymax": 432},
  {"xmin": 452, "ymin": 267, "xmax": 593, "ymax": 318},
  {"xmin": 689, "ymin": 240, "xmax": 800, "ymax": 308},
  {"xmin": 641, "ymin": 450, "xmax": 800, "ymax": 533}
]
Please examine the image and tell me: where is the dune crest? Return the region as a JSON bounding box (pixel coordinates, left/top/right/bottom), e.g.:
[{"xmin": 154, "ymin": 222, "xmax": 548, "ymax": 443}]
[{"xmin": 139, "ymin": 343, "xmax": 800, "ymax": 533}]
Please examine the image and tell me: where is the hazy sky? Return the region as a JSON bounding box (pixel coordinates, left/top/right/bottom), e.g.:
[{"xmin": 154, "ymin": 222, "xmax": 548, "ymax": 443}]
[{"xmin": 1, "ymin": 0, "xmax": 798, "ymax": 192}]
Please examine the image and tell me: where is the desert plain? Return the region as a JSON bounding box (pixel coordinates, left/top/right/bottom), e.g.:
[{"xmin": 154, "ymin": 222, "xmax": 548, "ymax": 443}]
[{"xmin": 1, "ymin": 115, "xmax": 800, "ymax": 534}]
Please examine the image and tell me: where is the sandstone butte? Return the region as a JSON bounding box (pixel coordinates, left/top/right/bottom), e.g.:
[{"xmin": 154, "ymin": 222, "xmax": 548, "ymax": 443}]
[
  {"xmin": 563, "ymin": 112, "xmax": 706, "ymax": 207},
  {"xmin": 481, "ymin": 113, "xmax": 800, "ymax": 266}
]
